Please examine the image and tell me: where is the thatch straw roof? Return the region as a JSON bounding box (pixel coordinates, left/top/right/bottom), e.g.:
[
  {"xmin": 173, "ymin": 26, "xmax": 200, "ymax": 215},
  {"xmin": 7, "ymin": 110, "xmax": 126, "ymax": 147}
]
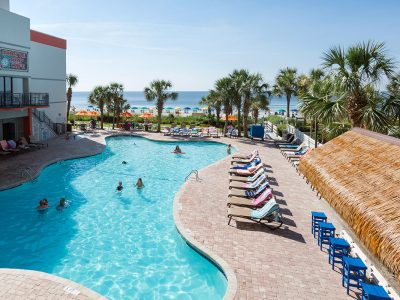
[{"xmin": 299, "ymin": 128, "xmax": 400, "ymax": 281}]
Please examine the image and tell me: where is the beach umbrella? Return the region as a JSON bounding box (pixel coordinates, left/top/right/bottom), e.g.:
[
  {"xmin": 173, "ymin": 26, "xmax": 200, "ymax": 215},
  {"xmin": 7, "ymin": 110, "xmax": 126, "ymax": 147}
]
[
  {"xmin": 278, "ymin": 109, "xmax": 286, "ymax": 113},
  {"xmin": 165, "ymin": 107, "xmax": 174, "ymax": 110},
  {"xmin": 141, "ymin": 107, "xmax": 148, "ymax": 110},
  {"xmin": 291, "ymin": 109, "xmax": 298, "ymax": 112},
  {"xmin": 201, "ymin": 107, "xmax": 208, "ymax": 110},
  {"xmin": 139, "ymin": 112, "xmax": 153, "ymax": 118},
  {"xmin": 175, "ymin": 107, "xmax": 181, "ymax": 110},
  {"xmin": 131, "ymin": 106, "xmax": 138, "ymax": 110},
  {"xmin": 184, "ymin": 107, "xmax": 191, "ymax": 110},
  {"xmin": 193, "ymin": 107, "xmax": 200, "ymax": 111},
  {"xmin": 120, "ymin": 111, "xmax": 133, "ymax": 118}
]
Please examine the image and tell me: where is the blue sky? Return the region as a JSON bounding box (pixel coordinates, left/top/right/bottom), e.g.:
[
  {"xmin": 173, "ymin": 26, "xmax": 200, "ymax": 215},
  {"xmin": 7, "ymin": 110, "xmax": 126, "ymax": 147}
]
[{"xmin": 11, "ymin": 0, "xmax": 400, "ymax": 91}]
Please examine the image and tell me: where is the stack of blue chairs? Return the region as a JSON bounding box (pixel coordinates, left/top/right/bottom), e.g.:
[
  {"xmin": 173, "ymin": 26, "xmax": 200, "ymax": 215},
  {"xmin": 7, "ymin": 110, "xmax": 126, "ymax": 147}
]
[{"xmin": 310, "ymin": 211, "xmax": 391, "ymax": 299}]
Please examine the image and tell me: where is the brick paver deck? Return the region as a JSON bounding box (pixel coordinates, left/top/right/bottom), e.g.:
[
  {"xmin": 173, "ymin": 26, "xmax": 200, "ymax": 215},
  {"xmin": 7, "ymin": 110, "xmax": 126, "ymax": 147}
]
[{"xmin": 0, "ymin": 130, "xmax": 392, "ymax": 299}]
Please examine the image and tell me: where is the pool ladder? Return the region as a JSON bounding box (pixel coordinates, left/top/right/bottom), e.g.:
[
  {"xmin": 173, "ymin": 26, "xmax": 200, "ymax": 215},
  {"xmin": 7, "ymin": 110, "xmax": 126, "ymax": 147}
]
[
  {"xmin": 185, "ymin": 170, "xmax": 200, "ymax": 181},
  {"xmin": 20, "ymin": 167, "xmax": 35, "ymax": 182}
]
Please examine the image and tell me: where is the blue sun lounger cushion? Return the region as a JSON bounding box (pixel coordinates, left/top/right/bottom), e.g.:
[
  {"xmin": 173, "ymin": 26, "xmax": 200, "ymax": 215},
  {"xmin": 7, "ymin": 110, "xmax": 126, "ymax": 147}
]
[
  {"xmin": 245, "ymin": 181, "xmax": 269, "ymax": 197},
  {"xmin": 232, "ymin": 158, "xmax": 261, "ymax": 170},
  {"xmin": 251, "ymin": 197, "xmax": 279, "ymax": 219}
]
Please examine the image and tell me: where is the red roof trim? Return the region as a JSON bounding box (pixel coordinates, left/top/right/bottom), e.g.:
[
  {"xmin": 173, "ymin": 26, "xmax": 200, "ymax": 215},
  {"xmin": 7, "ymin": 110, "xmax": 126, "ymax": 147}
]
[{"xmin": 30, "ymin": 30, "xmax": 67, "ymax": 50}]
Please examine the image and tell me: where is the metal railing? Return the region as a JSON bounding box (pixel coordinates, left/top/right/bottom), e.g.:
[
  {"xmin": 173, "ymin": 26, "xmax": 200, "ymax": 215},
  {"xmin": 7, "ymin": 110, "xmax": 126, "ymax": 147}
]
[
  {"xmin": 32, "ymin": 108, "xmax": 66, "ymax": 135},
  {"xmin": 0, "ymin": 92, "xmax": 49, "ymax": 108},
  {"xmin": 185, "ymin": 170, "xmax": 200, "ymax": 181}
]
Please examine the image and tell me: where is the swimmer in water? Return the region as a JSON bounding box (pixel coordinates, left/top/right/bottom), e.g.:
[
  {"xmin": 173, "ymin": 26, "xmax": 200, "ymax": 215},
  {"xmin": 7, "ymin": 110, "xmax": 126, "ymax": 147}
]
[
  {"xmin": 56, "ymin": 198, "xmax": 67, "ymax": 211},
  {"xmin": 172, "ymin": 145, "xmax": 184, "ymax": 154},
  {"xmin": 122, "ymin": 161, "xmax": 127, "ymax": 164},
  {"xmin": 37, "ymin": 198, "xmax": 49, "ymax": 210},
  {"xmin": 135, "ymin": 178, "xmax": 144, "ymax": 189},
  {"xmin": 227, "ymin": 144, "xmax": 232, "ymax": 155},
  {"xmin": 116, "ymin": 181, "xmax": 124, "ymax": 192}
]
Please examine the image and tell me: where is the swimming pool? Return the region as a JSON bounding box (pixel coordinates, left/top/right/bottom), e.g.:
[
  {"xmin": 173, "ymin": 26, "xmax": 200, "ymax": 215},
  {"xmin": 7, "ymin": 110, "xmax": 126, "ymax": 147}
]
[{"xmin": 0, "ymin": 136, "xmax": 229, "ymax": 299}]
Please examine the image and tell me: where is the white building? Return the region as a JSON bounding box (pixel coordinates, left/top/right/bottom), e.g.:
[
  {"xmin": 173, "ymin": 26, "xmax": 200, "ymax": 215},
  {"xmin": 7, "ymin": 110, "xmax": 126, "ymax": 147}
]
[{"xmin": 0, "ymin": 0, "xmax": 66, "ymax": 142}]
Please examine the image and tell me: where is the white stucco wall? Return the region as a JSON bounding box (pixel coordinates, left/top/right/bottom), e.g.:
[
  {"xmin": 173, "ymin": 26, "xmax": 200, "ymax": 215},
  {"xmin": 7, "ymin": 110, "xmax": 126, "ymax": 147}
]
[
  {"xmin": 29, "ymin": 41, "xmax": 66, "ymax": 124},
  {"xmin": 0, "ymin": 0, "xmax": 10, "ymax": 11}
]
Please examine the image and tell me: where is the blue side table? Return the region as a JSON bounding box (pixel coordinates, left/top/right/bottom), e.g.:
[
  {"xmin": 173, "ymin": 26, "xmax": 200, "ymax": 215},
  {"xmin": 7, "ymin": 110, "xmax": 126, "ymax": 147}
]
[
  {"xmin": 318, "ymin": 222, "xmax": 336, "ymax": 250},
  {"xmin": 361, "ymin": 283, "xmax": 391, "ymax": 300},
  {"xmin": 311, "ymin": 211, "xmax": 327, "ymax": 238},
  {"xmin": 342, "ymin": 257, "xmax": 367, "ymax": 294},
  {"xmin": 329, "ymin": 238, "xmax": 350, "ymax": 269}
]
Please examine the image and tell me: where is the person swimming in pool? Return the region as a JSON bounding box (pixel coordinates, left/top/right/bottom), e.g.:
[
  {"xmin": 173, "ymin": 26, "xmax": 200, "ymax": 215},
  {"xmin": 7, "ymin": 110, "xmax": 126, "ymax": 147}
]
[
  {"xmin": 172, "ymin": 145, "xmax": 185, "ymax": 154},
  {"xmin": 56, "ymin": 198, "xmax": 67, "ymax": 211},
  {"xmin": 122, "ymin": 161, "xmax": 128, "ymax": 164},
  {"xmin": 37, "ymin": 198, "xmax": 49, "ymax": 210},
  {"xmin": 116, "ymin": 181, "xmax": 124, "ymax": 192},
  {"xmin": 135, "ymin": 178, "xmax": 144, "ymax": 189},
  {"xmin": 227, "ymin": 144, "xmax": 232, "ymax": 155}
]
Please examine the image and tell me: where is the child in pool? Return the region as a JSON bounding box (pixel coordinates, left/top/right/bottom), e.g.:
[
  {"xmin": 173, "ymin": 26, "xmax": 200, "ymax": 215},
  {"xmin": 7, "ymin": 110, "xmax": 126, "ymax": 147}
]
[
  {"xmin": 116, "ymin": 181, "xmax": 124, "ymax": 192},
  {"xmin": 56, "ymin": 198, "xmax": 68, "ymax": 210},
  {"xmin": 172, "ymin": 145, "xmax": 185, "ymax": 154},
  {"xmin": 37, "ymin": 199, "xmax": 49, "ymax": 210}
]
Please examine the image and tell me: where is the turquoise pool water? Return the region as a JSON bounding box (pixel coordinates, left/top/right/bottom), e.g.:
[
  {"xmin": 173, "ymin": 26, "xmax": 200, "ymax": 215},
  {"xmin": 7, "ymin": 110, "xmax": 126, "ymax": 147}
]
[{"xmin": 0, "ymin": 136, "xmax": 229, "ymax": 299}]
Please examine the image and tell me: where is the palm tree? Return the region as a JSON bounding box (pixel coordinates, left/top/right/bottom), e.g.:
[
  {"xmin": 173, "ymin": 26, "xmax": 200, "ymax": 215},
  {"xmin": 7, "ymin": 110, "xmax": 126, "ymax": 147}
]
[
  {"xmin": 66, "ymin": 74, "xmax": 78, "ymax": 121},
  {"xmin": 322, "ymin": 41, "xmax": 395, "ymax": 127},
  {"xmin": 273, "ymin": 67, "xmax": 298, "ymax": 118},
  {"xmin": 199, "ymin": 96, "xmax": 213, "ymax": 124},
  {"xmin": 251, "ymin": 82, "xmax": 271, "ymax": 125},
  {"xmin": 107, "ymin": 83, "xmax": 124, "ymax": 129},
  {"xmin": 88, "ymin": 86, "xmax": 108, "ymax": 129},
  {"xmin": 385, "ymin": 74, "xmax": 400, "ymax": 126},
  {"xmin": 230, "ymin": 69, "xmax": 249, "ymax": 137},
  {"xmin": 214, "ymin": 77, "xmax": 233, "ymax": 133},
  {"xmin": 208, "ymin": 89, "xmax": 222, "ymax": 123},
  {"xmin": 144, "ymin": 80, "xmax": 178, "ymax": 132},
  {"xmin": 242, "ymin": 73, "xmax": 270, "ymax": 137}
]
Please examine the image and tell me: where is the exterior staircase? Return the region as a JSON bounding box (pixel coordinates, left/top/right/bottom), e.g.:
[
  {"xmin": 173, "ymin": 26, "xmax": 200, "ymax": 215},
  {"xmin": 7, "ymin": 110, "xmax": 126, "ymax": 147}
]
[{"xmin": 32, "ymin": 108, "xmax": 65, "ymax": 141}]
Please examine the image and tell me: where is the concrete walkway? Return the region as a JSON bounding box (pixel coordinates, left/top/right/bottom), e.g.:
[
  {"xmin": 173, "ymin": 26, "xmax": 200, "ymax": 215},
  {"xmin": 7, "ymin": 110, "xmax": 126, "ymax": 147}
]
[{"xmin": 0, "ymin": 130, "xmax": 372, "ymax": 299}]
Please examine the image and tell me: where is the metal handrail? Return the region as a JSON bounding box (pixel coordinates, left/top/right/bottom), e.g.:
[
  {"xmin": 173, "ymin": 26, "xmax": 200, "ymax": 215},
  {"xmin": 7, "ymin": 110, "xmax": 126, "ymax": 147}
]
[
  {"xmin": 20, "ymin": 167, "xmax": 35, "ymax": 181},
  {"xmin": 0, "ymin": 92, "xmax": 49, "ymax": 108},
  {"xmin": 185, "ymin": 170, "xmax": 200, "ymax": 181}
]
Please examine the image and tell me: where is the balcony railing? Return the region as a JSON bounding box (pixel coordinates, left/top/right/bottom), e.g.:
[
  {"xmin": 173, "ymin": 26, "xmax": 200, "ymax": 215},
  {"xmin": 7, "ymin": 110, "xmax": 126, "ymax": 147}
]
[{"xmin": 0, "ymin": 93, "xmax": 49, "ymax": 108}]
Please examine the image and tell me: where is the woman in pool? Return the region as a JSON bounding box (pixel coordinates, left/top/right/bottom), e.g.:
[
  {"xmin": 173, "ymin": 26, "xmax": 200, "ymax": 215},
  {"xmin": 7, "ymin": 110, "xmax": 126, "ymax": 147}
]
[
  {"xmin": 172, "ymin": 145, "xmax": 185, "ymax": 154},
  {"xmin": 116, "ymin": 181, "xmax": 124, "ymax": 192},
  {"xmin": 37, "ymin": 199, "xmax": 49, "ymax": 210},
  {"xmin": 135, "ymin": 178, "xmax": 144, "ymax": 189}
]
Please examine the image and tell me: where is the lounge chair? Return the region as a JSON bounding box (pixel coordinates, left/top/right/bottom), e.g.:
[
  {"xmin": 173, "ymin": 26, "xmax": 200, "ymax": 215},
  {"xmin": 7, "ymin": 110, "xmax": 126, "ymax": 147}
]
[
  {"xmin": 280, "ymin": 143, "xmax": 304, "ymax": 153},
  {"xmin": 286, "ymin": 149, "xmax": 309, "ymax": 160},
  {"xmin": 0, "ymin": 140, "xmax": 20, "ymax": 153},
  {"xmin": 190, "ymin": 128, "xmax": 200, "ymax": 137},
  {"xmin": 231, "ymin": 150, "xmax": 259, "ymax": 164},
  {"xmin": 181, "ymin": 128, "xmax": 191, "ymax": 136},
  {"xmin": 229, "ymin": 173, "xmax": 267, "ymax": 189},
  {"xmin": 201, "ymin": 128, "xmax": 209, "ymax": 137},
  {"xmin": 274, "ymin": 133, "xmax": 294, "ymax": 145},
  {"xmin": 209, "ymin": 127, "xmax": 218, "ymax": 138},
  {"xmin": 277, "ymin": 139, "xmax": 301, "ymax": 149},
  {"xmin": 229, "ymin": 181, "xmax": 270, "ymax": 198},
  {"xmin": 227, "ymin": 191, "xmax": 274, "ymax": 208},
  {"xmin": 162, "ymin": 127, "xmax": 171, "ymax": 136},
  {"xmin": 171, "ymin": 127, "xmax": 180, "ymax": 136},
  {"xmin": 232, "ymin": 149, "xmax": 258, "ymax": 160},
  {"xmin": 229, "ymin": 162, "xmax": 264, "ymax": 176},
  {"xmin": 227, "ymin": 197, "xmax": 283, "ymax": 230},
  {"xmin": 20, "ymin": 137, "xmax": 42, "ymax": 149},
  {"xmin": 230, "ymin": 158, "xmax": 261, "ymax": 170},
  {"xmin": 230, "ymin": 129, "xmax": 238, "ymax": 138},
  {"xmin": 283, "ymin": 147, "xmax": 308, "ymax": 158},
  {"xmin": 229, "ymin": 168, "xmax": 265, "ymax": 183}
]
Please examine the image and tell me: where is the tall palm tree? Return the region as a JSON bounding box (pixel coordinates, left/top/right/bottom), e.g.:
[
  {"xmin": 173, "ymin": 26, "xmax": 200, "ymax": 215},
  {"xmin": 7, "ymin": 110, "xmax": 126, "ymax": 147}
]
[
  {"xmin": 251, "ymin": 82, "xmax": 271, "ymax": 125},
  {"xmin": 230, "ymin": 69, "xmax": 249, "ymax": 137},
  {"xmin": 144, "ymin": 80, "xmax": 178, "ymax": 132},
  {"xmin": 242, "ymin": 73, "xmax": 270, "ymax": 137},
  {"xmin": 385, "ymin": 74, "xmax": 400, "ymax": 126},
  {"xmin": 214, "ymin": 77, "xmax": 233, "ymax": 133},
  {"xmin": 322, "ymin": 41, "xmax": 395, "ymax": 127},
  {"xmin": 208, "ymin": 89, "xmax": 222, "ymax": 123},
  {"xmin": 273, "ymin": 67, "xmax": 298, "ymax": 118},
  {"xmin": 88, "ymin": 86, "xmax": 108, "ymax": 129},
  {"xmin": 66, "ymin": 74, "xmax": 78, "ymax": 121},
  {"xmin": 107, "ymin": 83, "xmax": 124, "ymax": 129},
  {"xmin": 199, "ymin": 96, "xmax": 213, "ymax": 124}
]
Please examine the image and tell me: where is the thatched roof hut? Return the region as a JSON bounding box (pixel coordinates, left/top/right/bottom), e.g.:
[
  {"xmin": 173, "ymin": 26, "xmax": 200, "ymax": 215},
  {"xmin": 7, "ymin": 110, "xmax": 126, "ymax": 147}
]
[{"xmin": 299, "ymin": 128, "xmax": 400, "ymax": 281}]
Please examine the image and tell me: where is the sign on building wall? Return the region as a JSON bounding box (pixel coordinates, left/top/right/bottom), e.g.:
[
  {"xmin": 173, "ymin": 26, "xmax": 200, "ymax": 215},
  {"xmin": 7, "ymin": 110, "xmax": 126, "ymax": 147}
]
[{"xmin": 0, "ymin": 48, "xmax": 28, "ymax": 71}]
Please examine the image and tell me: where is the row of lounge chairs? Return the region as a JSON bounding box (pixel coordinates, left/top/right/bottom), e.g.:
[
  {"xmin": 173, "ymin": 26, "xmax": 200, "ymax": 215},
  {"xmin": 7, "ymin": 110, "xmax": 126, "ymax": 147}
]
[
  {"xmin": 274, "ymin": 133, "xmax": 310, "ymax": 168},
  {"xmin": 162, "ymin": 126, "xmax": 219, "ymax": 137},
  {"xmin": 0, "ymin": 137, "xmax": 45, "ymax": 156},
  {"xmin": 226, "ymin": 149, "xmax": 283, "ymax": 230}
]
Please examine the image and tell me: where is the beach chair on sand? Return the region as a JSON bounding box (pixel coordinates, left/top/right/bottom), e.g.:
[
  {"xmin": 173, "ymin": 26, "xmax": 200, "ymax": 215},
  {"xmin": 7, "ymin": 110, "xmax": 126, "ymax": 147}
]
[
  {"xmin": 232, "ymin": 149, "xmax": 258, "ymax": 160},
  {"xmin": 227, "ymin": 197, "xmax": 283, "ymax": 230},
  {"xmin": 227, "ymin": 191, "xmax": 274, "ymax": 208},
  {"xmin": 229, "ymin": 168, "xmax": 265, "ymax": 183}
]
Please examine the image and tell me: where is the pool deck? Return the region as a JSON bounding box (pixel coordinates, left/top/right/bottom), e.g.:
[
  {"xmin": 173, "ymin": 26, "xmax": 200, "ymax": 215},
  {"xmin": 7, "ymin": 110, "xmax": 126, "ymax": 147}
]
[{"xmin": 0, "ymin": 130, "xmax": 392, "ymax": 299}]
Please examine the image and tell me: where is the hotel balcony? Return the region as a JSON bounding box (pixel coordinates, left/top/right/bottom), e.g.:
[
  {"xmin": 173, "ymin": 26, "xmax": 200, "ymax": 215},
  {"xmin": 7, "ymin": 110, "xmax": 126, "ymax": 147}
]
[{"xmin": 0, "ymin": 92, "xmax": 49, "ymax": 109}]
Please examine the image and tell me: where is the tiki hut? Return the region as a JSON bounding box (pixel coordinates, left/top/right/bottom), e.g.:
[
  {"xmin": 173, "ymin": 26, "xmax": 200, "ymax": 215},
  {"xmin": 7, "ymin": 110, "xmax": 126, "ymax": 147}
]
[{"xmin": 299, "ymin": 128, "xmax": 400, "ymax": 281}]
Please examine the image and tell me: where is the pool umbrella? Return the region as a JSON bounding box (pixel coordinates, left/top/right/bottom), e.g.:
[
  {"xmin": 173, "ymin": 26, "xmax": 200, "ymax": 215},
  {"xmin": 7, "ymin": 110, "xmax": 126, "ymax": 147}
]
[
  {"xmin": 89, "ymin": 111, "xmax": 99, "ymax": 116},
  {"xmin": 221, "ymin": 115, "xmax": 238, "ymax": 121},
  {"xmin": 75, "ymin": 110, "xmax": 90, "ymax": 116},
  {"xmin": 120, "ymin": 112, "xmax": 133, "ymax": 118},
  {"xmin": 139, "ymin": 112, "xmax": 153, "ymax": 118}
]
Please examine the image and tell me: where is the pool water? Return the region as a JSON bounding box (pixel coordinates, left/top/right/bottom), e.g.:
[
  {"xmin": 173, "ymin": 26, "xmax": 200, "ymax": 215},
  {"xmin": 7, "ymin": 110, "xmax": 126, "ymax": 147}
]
[{"xmin": 0, "ymin": 136, "xmax": 230, "ymax": 299}]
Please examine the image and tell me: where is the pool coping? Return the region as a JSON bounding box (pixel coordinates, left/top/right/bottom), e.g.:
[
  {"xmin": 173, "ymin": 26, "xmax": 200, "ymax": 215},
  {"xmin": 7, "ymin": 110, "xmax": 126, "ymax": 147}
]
[{"xmin": 0, "ymin": 131, "xmax": 237, "ymax": 300}]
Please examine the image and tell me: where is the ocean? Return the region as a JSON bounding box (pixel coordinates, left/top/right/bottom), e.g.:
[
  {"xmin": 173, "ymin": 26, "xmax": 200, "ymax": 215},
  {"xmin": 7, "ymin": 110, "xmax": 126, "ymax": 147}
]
[{"xmin": 72, "ymin": 91, "xmax": 298, "ymax": 113}]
